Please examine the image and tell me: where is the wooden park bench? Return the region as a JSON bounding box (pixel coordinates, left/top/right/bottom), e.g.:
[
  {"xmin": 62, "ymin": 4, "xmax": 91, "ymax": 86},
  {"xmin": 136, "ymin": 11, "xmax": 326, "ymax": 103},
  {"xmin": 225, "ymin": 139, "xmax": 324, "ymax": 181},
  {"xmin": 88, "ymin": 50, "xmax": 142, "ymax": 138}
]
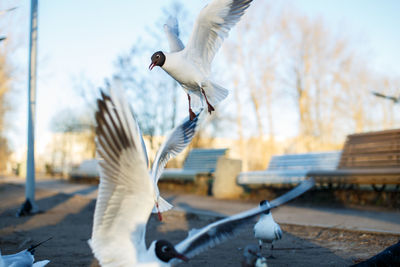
[
  {"xmin": 237, "ymin": 151, "xmax": 341, "ymax": 186},
  {"xmin": 308, "ymin": 128, "xmax": 400, "ymax": 191},
  {"xmin": 160, "ymin": 148, "xmax": 228, "ymax": 182}
]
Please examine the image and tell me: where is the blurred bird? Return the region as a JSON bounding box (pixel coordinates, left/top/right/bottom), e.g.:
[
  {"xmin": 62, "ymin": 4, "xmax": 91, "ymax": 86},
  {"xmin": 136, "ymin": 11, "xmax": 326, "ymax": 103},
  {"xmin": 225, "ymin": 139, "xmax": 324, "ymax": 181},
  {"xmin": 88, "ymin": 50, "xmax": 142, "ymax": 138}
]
[
  {"xmin": 242, "ymin": 244, "xmax": 268, "ymax": 267},
  {"xmin": 0, "ymin": 238, "xmax": 51, "ymax": 267},
  {"xmin": 96, "ymin": 86, "xmax": 202, "ymax": 221},
  {"xmin": 0, "ymin": 7, "xmax": 18, "ymax": 16},
  {"xmin": 254, "ymin": 200, "xmax": 282, "ymax": 258},
  {"xmin": 372, "ymin": 91, "xmax": 400, "ymax": 103},
  {"xmin": 149, "ymin": 106, "xmax": 203, "ymax": 220},
  {"xmin": 149, "ymin": 0, "xmax": 253, "ymax": 120}
]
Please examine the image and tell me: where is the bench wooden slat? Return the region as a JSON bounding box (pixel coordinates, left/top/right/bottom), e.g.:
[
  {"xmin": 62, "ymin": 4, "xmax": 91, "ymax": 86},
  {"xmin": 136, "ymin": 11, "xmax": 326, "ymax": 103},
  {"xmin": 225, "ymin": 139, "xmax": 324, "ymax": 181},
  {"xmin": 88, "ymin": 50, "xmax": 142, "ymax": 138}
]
[{"xmin": 308, "ymin": 128, "xmax": 400, "ymax": 186}]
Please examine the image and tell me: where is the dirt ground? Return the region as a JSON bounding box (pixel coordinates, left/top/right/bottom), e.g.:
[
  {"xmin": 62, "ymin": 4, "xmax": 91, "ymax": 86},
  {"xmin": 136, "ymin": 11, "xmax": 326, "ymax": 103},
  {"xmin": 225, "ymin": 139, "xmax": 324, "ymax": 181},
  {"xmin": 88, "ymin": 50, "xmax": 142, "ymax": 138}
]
[{"xmin": 0, "ymin": 182, "xmax": 399, "ymax": 266}]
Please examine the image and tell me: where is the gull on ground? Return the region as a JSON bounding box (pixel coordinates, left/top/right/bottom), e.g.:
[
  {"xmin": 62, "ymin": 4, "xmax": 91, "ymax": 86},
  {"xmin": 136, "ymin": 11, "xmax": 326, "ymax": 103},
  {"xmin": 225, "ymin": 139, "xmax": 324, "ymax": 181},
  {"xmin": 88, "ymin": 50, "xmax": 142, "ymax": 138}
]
[{"xmin": 254, "ymin": 200, "xmax": 282, "ymax": 258}]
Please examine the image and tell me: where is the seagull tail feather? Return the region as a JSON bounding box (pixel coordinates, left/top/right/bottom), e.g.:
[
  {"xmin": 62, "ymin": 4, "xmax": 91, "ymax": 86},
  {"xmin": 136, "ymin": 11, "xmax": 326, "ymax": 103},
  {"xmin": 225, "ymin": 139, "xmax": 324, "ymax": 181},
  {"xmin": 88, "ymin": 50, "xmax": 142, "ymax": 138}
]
[
  {"xmin": 152, "ymin": 196, "xmax": 174, "ymax": 213},
  {"xmin": 205, "ymin": 82, "xmax": 229, "ymax": 106}
]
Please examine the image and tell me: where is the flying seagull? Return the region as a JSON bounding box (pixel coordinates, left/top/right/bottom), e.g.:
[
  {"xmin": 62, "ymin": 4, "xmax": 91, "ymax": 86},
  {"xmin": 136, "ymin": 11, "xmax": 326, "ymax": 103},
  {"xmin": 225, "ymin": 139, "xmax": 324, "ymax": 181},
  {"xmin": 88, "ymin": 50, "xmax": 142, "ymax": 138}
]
[
  {"xmin": 0, "ymin": 238, "xmax": 51, "ymax": 267},
  {"xmin": 253, "ymin": 200, "xmax": 282, "ymax": 258},
  {"xmin": 0, "ymin": 7, "xmax": 18, "ymax": 16},
  {"xmin": 94, "ymin": 87, "xmax": 202, "ymax": 222},
  {"xmin": 149, "ymin": 0, "xmax": 253, "ymax": 120},
  {"xmin": 371, "ymin": 91, "xmax": 399, "ymax": 103},
  {"xmin": 149, "ymin": 107, "xmax": 203, "ymax": 220}
]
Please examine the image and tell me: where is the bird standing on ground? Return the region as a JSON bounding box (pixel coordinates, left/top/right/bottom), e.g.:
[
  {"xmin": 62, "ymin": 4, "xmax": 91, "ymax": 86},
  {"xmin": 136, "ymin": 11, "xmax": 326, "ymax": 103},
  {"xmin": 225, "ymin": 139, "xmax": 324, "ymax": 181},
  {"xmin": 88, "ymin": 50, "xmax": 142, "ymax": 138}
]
[
  {"xmin": 254, "ymin": 200, "xmax": 283, "ymax": 259},
  {"xmin": 149, "ymin": 0, "xmax": 253, "ymax": 120},
  {"xmin": 0, "ymin": 238, "xmax": 51, "ymax": 267},
  {"xmin": 90, "ymin": 87, "xmax": 315, "ymax": 266}
]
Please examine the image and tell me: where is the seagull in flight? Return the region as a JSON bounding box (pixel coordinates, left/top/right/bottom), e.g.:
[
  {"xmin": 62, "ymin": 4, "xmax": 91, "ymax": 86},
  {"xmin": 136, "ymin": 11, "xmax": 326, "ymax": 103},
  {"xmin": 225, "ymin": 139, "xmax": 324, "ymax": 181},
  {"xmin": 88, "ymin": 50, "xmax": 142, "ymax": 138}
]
[
  {"xmin": 90, "ymin": 90, "xmax": 315, "ymax": 265},
  {"xmin": 254, "ymin": 200, "xmax": 282, "ymax": 259},
  {"xmin": 0, "ymin": 238, "xmax": 51, "ymax": 267},
  {"xmin": 95, "ymin": 87, "xmax": 202, "ymax": 222},
  {"xmin": 371, "ymin": 91, "xmax": 400, "ymax": 104},
  {"xmin": 149, "ymin": 106, "xmax": 203, "ymax": 221},
  {"xmin": 149, "ymin": 0, "xmax": 253, "ymax": 120}
]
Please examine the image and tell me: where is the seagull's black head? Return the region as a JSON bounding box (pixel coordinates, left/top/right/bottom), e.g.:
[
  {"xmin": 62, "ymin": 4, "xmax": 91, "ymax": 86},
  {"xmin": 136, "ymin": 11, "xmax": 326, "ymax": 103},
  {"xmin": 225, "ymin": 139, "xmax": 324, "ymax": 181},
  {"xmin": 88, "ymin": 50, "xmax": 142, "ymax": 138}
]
[
  {"xmin": 155, "ymin": 240, "xmax": 188, "ymax": 263},
  {"xmin": 259, "ymin": 200, "xmax": 271, "ymax": 215},
  {"xmin": 149, "ymin": 51, "xmax": 166, "ymax": 70}
]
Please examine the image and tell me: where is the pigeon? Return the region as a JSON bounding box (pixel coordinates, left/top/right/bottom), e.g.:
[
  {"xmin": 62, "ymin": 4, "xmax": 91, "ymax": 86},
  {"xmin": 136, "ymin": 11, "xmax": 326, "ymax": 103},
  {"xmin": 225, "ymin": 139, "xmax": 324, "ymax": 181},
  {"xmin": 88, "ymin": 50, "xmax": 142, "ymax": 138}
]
[
  {"xmin": 89, "ymin": 86, "xmax": 315, "ymax": 266},
  {"xmin": 254, "ymin": 200, "xmax": 282, "ymax": 259},
  {"xmin": 149, "ymin": 0, "xmax": 253, "ymax": 120},
  {"xmin": 242, "ymin": 244, "xmax": 268, "ymax": 267},
  {"xmin": 0, "ymin": 238, "xmax": 51, "ymax": 267}
]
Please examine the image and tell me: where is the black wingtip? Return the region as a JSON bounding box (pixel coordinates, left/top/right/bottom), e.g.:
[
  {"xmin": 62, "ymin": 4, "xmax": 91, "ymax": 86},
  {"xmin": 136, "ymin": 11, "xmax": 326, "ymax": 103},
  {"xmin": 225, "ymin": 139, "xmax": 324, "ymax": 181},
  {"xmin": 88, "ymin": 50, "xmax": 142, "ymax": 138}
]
[{"xmin": 28, "ymin": 237, "xmax": 53, "ymax": 254}]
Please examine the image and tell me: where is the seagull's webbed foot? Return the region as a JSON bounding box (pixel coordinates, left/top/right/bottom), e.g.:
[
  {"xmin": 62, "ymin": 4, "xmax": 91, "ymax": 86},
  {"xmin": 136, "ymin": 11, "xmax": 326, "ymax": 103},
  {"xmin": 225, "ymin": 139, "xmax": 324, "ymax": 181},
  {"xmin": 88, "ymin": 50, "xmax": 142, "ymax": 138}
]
[
  {"xmin": 206, "ymin": 103, "xmax": 215, "ymax": 114},
  {"xmin": 267, "ymin": 243, "xmax": 276, "ymax": 259},
  {"xmin": 201, "ymin": 88, "xmax": 215, "ymax": 114}
]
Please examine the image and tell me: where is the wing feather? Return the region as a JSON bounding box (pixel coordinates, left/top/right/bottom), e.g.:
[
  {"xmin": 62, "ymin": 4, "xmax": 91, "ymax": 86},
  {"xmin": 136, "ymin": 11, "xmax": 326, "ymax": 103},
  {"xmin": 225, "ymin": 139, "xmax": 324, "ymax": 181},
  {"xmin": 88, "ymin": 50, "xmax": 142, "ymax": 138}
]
[
  {"xmin": 164, "ymin": 16, "xmax": 185, "ymax": 52},
  {"xmin": 150, "ymin": 110, "xmax": 202, "ymax": 186},
  {"xmin": 185, "ymin": 0, "xmax": 253, "ymax": 74},
  {"xmin": 173, "ymin": 179, "xmax": 315, "ymax": 261},
  {"xmin": 90, "ymin": 88, "xmax": 155, "ymax": 266}
]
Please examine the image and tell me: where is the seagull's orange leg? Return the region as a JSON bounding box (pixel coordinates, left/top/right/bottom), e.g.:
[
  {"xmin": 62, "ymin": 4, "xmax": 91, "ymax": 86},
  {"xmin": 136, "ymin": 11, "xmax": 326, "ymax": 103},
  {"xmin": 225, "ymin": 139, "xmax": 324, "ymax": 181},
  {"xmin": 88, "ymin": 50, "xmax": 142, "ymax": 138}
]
[
  {"xmin": 201, "ymin": 88, "xmax": 215, "ymax": 114},
  {"xmin": 187, "ymin": 94, "xmax": 196, "ymax": 121}
]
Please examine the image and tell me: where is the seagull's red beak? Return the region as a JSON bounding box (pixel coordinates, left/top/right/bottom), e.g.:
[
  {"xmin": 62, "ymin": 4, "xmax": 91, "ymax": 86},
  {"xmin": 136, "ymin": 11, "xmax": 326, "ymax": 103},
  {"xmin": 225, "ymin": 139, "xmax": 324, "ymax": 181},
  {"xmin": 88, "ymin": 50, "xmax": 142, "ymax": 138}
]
[
  {"xmin": 175, "ymin": 253, "xmax": 189, "ymax": 262},
  {"xmin": 149, "ymin": 62, "xmax": 156, "ymax": 70}
]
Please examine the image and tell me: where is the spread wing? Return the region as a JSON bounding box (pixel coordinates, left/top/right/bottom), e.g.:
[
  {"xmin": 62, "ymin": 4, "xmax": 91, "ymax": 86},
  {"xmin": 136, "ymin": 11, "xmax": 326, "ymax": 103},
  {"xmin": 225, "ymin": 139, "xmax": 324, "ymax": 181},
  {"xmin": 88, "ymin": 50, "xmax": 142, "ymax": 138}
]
[
  {"xmin": 89, "ymin": 88, "xmax": 155, "ymax": 266},
  {"xmin": 150, "ymin": 110, "xmax": 202, "ymax": 186},
  {"xmin": 164, "ymin": 16, "xmax": 185, "ymax": 52},
  {"xmin": 172, "ymin": 179, "xmax": 315, "ymax": 261},
  {"xmin": 184, "ymin": 0, "xmax": 252, "ymax": 74}
]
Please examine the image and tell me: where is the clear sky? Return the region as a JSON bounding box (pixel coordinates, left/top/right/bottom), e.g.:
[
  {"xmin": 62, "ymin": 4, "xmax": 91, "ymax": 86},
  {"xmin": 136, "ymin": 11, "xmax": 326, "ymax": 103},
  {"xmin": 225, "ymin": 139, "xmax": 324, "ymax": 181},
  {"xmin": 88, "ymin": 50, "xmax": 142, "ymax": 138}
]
[{"xmin": 1, "ymin": 0, "xmax": 399, "ymax": 158}]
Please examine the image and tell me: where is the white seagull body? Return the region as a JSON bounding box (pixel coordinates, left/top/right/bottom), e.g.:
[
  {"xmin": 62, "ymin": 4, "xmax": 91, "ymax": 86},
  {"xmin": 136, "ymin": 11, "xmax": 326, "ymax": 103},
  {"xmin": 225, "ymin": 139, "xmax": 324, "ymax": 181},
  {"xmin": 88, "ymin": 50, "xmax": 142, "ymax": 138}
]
[
  {"xmin": 150, "ymin": 0, "xmax": 253, "ymax": 120},
  {"xmin": 254, "ymin": 200, "xmax": 282, "ymax": 258},
  {"xmin": 89, "ymin": 86, "xmax": 315, "ymax": 266},
  {"xmin": 0, "ymin": 239, "xmax": 51, "ymax": 267}
]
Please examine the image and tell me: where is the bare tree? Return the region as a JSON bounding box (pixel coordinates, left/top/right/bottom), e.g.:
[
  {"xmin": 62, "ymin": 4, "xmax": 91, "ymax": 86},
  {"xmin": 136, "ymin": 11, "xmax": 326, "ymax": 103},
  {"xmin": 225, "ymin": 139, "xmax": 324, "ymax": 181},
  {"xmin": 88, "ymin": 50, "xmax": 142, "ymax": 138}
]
[{"xmin": 0, "ymin": 30, "xmax": 16, "ymax": 173}]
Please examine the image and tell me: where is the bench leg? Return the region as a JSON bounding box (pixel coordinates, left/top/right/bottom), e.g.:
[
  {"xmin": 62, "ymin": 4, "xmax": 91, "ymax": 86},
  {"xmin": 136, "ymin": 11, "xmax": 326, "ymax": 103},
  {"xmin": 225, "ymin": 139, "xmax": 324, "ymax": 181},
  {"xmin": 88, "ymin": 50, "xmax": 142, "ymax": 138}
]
[{"xmin": 371, "ymin": 184, "xmax": 386, "ymax": 192}]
